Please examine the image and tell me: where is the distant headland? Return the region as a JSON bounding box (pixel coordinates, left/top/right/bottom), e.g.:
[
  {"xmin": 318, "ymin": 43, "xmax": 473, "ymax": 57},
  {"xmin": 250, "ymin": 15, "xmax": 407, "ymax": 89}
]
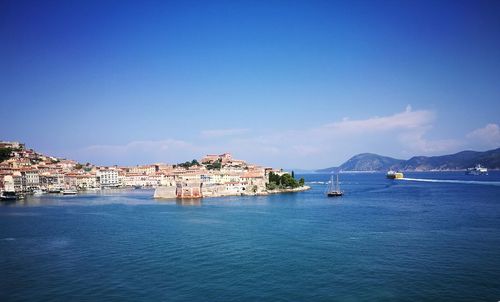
[{"xmin": 317, "ymin": 147, "xmax": 500, "ymax": 173}]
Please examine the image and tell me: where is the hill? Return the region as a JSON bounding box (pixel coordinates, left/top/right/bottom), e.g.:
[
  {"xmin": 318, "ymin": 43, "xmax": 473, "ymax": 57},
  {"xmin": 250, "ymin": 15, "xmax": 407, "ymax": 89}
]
[
  {"xmin": 317, "ymin": 147, "xmax": 500, "ymax": 172},
  {"xmin": 316, "ymin": 153, "xmax": 404, "ymax": 172},
  {"xmin": 402, "ymin": 148, "xmax": 500, "ymax": 171}
]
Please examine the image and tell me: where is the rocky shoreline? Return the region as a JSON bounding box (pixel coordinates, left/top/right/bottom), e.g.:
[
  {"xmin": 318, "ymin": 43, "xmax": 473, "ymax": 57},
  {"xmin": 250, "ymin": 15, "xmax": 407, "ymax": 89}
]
[
  {"xmin": 154, "ymin": 185, "xmax": 311, "ymax": 199},
  {"xmin": 265, "ymin": 185, "xmax": 311, "ymax": 195}
]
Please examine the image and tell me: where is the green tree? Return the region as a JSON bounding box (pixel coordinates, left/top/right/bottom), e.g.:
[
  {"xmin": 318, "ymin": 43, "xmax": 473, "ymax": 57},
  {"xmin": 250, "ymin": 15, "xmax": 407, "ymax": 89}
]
[
  {"xmin": 291, "ymin": 170, "xmax": 295, "ymax": 179},
  {"xmin": 299, "ymin": 178, "xmax": 305, "ymax": 186},
  {"xmin": 176, "ymin": 159, "xmax": 201, "ymax": 169},
  {"xmin": 266, "ymin": 182, "xmax": 278, "ymax": 190},
  {"xmin": 0, "ymin": 148, "xmax": 12, "ymax": 162},
  {"xmin": 268, "ymin": 172, "xmax": 280, "ymax": 184},
  {"xmin": 205, "ymin": 159, "xmax": 222, "ymax": 170},
  {"xmin": 280, "ymin": 173, "xmax": 299, "ymax": 188}
]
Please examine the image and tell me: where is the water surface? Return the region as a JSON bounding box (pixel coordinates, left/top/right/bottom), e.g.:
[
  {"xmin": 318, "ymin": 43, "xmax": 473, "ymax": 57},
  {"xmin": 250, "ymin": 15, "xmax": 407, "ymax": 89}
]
[{"xmin": 1, "ymin": 172, "xmax": 500, "ymax": 301}]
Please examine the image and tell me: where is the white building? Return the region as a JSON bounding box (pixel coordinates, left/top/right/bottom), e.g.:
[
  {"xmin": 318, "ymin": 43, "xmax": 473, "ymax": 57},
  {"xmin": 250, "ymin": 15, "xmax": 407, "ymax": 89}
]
[
  {"xmin": 76, "ymin": 174, "xmax": 98, "ymax": 189},
  {"xmin": 24, "ymin": 171, "xmax": 40, "ymax": 191},
  {"xmin": 97, "ymin": 169, "xmax": 119, "ymax": 187},
  {"xmin": 2, "ymin": 175, "xmax": 15, "ymax": 192}
]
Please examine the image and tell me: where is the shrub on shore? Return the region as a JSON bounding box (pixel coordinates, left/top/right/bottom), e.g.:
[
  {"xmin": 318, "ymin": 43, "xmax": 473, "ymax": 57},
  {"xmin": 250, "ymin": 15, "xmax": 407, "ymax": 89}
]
[{"xmin": 267, "ymin": 172, "xmax": 304, "ymax": 190}]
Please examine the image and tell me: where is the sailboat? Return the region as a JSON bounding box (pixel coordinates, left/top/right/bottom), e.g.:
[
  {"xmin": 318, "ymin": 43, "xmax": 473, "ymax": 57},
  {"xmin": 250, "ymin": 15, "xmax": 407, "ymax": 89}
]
[{"xmin": 326, "ymin": 174, "xmax": 343, "ymax": 197}]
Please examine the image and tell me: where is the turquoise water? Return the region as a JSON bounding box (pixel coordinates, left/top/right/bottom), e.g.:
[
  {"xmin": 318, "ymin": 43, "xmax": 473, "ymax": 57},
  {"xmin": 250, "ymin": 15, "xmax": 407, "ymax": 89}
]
[{"xmin": 1, "ymin": 172, "xmax": 500, "ymax": 301}]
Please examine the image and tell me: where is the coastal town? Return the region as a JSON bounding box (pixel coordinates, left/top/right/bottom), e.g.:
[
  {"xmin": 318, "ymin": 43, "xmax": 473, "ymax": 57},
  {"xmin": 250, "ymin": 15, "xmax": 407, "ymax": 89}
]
[{"xmin": 0, "ymin": 141, "xmax": 308, "ymax": 200}]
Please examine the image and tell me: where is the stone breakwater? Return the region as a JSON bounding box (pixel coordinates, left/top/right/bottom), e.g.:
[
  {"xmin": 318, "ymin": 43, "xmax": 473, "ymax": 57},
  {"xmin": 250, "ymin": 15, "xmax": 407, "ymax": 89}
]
[{"xmin": 154, "ymin": 185, "xmax": 311, "ymax": 199}]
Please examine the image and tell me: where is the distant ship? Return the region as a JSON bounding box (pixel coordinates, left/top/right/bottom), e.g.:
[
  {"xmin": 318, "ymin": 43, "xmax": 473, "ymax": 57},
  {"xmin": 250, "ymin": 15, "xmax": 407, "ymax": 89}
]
[
  {"xmin": 386, "ymin": 170, "xmax": 404, "ymax": 179},
  {"xmin": 326, "ymin": 174, "xmax": 343, "ymax": 197},
  {"xmin": 465, "ymin": 164, "xmax": 488, "ymax": 175}
]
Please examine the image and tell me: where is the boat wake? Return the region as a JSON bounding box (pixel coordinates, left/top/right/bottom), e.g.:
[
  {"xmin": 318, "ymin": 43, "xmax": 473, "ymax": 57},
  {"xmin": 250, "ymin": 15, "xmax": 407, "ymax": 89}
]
[{"xmin": 401, "ymin": 178, "xmax": 500, "ymax": 187}]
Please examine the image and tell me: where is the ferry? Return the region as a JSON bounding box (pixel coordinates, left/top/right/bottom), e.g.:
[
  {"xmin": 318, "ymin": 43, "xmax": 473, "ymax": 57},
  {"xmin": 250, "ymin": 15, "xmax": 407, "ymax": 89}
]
[
  {"xmin": 386, "ymin": 170, "xmax": 404, "ymax": 179},
  {"xmin": 465, "ymin": 164, "xmax": 488, "ymax": 175},
  {"xmin": 326, "ymin": 174, "xmax": 343, "ymax": 197}
]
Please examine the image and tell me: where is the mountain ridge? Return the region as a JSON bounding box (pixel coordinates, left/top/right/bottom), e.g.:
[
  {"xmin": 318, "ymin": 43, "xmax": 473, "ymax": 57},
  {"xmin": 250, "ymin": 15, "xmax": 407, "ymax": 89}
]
[{"xmin": 316, "ymin": 147, "xmax": 500, "ymax": 172}]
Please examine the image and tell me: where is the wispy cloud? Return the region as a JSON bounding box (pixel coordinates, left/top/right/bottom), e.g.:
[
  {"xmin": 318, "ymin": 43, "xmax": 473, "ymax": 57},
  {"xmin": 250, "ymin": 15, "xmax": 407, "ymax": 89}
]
[
  {"xmin": 75, "ymin": 108, "xmax": 500, "ymax": 169},
  {"xmin": 226, "ymin": 106, "xmax": 496, "ymax": 167},
  {"xmin": 398, "ymin": 128, "xmax": 462, "ymax": 154},
  {"xmin": 224, "ymin": 106, "xmax": 443, "ymax": 167},
  {"xmin": 200, "ymin": 128, "xmax": 250, "ymax": 139},
  {"xmin": 322, "ymin": 105, "xmax": 434, "ymax": 134},
  {"xmin": 466, "ymin": 123, "xmax": 500, "ymax": 149}
]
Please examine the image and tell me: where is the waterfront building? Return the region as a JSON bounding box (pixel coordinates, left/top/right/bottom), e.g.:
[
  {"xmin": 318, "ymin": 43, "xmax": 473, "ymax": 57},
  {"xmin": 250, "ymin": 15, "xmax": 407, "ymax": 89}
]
[
  {"xmin": 159, "ymin": 174, "xmax": 176, "ymax": 186},
  {"xmin": 122, "ymin": 173, "xmax": 148, "ymax": 187},
  {"xmin": 80, "ymin": 174, "xmax": 98, "ymax": 189},
  {"xmin": 97, "ymin": 169, "xmax": 119, "ymax": 187},
  {"xmin": 176, "ymin": 180, "xmax": 202, "ymax": 198},
  {"xmin": 64, "ymin": 173, "xmax": 98, "ymax": 189},
  {"xmin": 2, "ymin": 175, "xmax": 15, "ymax": 192},
  {"xmin": 149, "ymin": 174, "xmax": 164, "ymax": 186},
  {"xmin": 224, "ymin": 182, "xmax": 246, "ymax": 194},
  {"xmin": 241, "ymin": 171, "xmax": 266, "ymax": 188},
  {"xmin": 24, "ymin": 171, "xmax": 40, "ymax": 191},
  {"xmin": 39, "ymin": 173, "xmax": 65, "ymax": 191},
  {"xmin": 12, "ymin": 172, "xmax": 25, "ymax": 192},
  {"xmin": 64, "ymin": 173, "xmax": 79, "ymax": 189}
]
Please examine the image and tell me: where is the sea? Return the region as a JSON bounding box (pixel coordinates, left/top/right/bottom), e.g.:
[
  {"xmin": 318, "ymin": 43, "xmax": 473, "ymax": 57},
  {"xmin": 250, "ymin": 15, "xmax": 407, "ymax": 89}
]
[{"xmin": 1, "ymin": 172, "xmax": 500, "ymax": 301}]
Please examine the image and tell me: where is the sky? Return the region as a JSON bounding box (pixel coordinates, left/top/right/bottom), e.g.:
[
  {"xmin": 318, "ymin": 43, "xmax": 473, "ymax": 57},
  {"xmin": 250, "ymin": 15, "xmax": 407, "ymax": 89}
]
[{"xmin": 1, "ymin": 0, "xmax": 500, "ymax": 169}]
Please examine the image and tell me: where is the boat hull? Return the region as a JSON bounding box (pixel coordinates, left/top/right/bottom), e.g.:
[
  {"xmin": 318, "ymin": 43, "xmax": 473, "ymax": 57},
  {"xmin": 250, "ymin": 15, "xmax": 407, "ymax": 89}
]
[
  {"xmin": 0, "ymin": 191, "xmax": 18, "ymax": 201},
  {"xmin": 326, "ymin": 174, "xmax": 343, "ymax": 197},
  {"xmin": 465, "ymin": 164, "xmax": 488, "ymax": 175},
  {"xmin": 62, "ymin": 190, "xmax": 77, "ymax": 195},
  {"xmin": 386, "ymin": 172, "xmax": 404, "ymax": 179},
  {"xmin": 327, "ymin": 192, "xmax": 343, "ymax": 197}
]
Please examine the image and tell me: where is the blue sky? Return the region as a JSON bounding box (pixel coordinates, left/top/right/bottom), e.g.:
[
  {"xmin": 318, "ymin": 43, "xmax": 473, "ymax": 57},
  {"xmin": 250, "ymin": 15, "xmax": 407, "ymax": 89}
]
[{"xmin": 1, "ymin": 0, "xmax": 500, "ymax": 169}]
